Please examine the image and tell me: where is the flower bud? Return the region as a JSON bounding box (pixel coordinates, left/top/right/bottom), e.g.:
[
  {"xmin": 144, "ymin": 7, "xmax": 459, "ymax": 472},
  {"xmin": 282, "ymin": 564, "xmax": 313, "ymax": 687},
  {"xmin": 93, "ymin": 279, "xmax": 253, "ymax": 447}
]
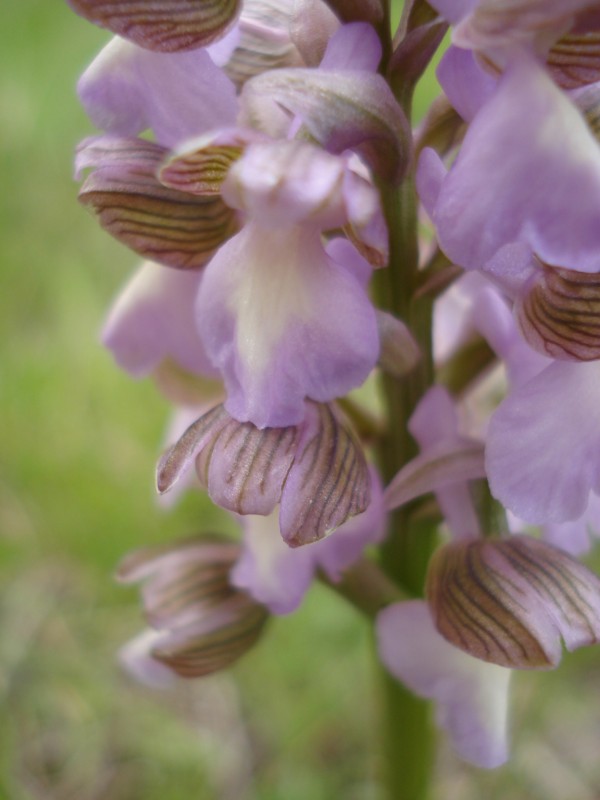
[{"xmin": 117, "ymin": 537, "xmax": 269, "ymax": 684}]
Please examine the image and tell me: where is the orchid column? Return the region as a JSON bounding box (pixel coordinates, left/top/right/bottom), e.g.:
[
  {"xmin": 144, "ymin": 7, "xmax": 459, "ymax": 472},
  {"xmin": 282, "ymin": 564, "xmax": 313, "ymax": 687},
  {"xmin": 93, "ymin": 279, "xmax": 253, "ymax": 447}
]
[{"xmin": 68, "ymin": 0, "xmax": 600, "ymax": 798}]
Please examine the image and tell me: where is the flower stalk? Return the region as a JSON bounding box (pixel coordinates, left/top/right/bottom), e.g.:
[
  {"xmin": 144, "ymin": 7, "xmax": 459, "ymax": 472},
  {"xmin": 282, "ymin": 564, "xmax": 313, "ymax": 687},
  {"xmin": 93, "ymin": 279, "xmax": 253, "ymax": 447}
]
[{"xmin": 373, "ymin": 133, "xmax": 437, "ymax": 800}]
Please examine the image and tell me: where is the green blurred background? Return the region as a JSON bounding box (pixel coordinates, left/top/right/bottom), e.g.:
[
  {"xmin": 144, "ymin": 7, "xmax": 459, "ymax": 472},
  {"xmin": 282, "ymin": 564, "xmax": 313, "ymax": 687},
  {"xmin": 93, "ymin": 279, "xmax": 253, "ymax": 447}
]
[{"xmin": 2, "ymin": 3, "xmax": 600, "ymax": 799}]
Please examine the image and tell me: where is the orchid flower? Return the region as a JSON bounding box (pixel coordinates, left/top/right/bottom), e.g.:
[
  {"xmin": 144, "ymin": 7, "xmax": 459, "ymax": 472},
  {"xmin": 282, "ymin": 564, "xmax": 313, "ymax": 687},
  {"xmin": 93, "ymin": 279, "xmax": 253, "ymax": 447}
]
[{"xmin": 67, "ymin": 1, "xmax": 600, "ymax": 793}]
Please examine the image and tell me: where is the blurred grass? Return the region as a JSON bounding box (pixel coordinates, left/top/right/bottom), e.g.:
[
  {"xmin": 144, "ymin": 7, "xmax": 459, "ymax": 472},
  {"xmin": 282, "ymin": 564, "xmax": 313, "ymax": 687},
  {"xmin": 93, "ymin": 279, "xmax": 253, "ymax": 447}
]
[{"xmin": 3, "ymin": 3, "xmax": 600, "ymax": 799}]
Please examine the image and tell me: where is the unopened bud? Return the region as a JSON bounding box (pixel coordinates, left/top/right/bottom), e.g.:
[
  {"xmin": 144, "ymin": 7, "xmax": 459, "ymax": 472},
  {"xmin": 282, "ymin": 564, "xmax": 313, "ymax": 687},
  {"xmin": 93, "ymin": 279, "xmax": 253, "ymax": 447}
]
[{"xmin": 118, "ymin": 537, "xmax": 269, "ymax": 683}]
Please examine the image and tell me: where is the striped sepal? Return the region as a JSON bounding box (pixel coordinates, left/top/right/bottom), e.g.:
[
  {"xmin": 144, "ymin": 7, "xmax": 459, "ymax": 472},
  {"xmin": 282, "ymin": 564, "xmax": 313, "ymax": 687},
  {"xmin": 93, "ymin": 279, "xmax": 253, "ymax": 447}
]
[
  {"xmin": 280, "ymin": 404, "xmax": 371, "ymax": 547},
  {"xmin": 159, "ymin": 133, "xmax": 250, "ymax": 195},
  {"xmin": 426, "ymin": 536, "xmax": 600, "ymax": 669},
  {"xmin": 157, "ymin": 402, "xmax": 370, "ymax": 546},
  {"xmin": 515, "ymin": 264, "xmax": 600, "ymax": 361},
  {"xmin": 77, "ymin": 137, "xmax": 238, "ymax": 269},
  {"xmin": 240, "ymin": 69, "xmax": 412, "ymax": 183},
  {"xmin": 574, "ymin": 82, "xmax": 600, "ymax": 139},
  {"xmin": 226, "ymin": 38, "xmax": 301, "ymax": 90},
  {"xmin": 67, "ymin": 0, "xmax": 241, "ymax": 52},
  {"xmin": 151, "ymin": 595, "xmax": 269, "ymax": 678},
  {"xmin": 117, "ymin": 538, "xmax": 241, "ymax": 628},
  {"xmin": 224, "ymin": 10, "xmax": 302, "ymax": 89},
  {"xmin": 157, "ymin": 403, "xmax": 299, "ymax": 516},
  {"xmin": 548, "ymin": 32, "xmax": 600, "ymax": 90},
  {"xmin": 322, "ymin": 0, "xmax": 383, "ymax": 24},
  {"xmin": 384, "ymin": 440, "xmax": 486, "ymax": 512}
]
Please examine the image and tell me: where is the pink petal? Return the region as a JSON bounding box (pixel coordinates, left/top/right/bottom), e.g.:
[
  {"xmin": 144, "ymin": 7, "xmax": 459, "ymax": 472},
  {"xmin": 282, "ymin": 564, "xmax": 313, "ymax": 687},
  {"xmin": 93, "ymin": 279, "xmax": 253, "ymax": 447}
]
[{"xmin": 377, "ymin": 600, "xmax": 511, "ymax": 768}]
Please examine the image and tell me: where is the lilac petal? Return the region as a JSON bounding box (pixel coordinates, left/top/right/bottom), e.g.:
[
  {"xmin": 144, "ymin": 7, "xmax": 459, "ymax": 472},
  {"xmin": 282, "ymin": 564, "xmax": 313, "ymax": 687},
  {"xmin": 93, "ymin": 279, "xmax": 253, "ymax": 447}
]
[
  {"xmin": 384, "ymin": 439, "xmax": 486, "ymax": 512},
  {"xmin": 221, "ymin": 140, "xmax": 354, "ymax": 229},
  {"xmin": 415, "ymin": 147, "xmax": 446, "ymax": 220},
  {"xmin": 408, "ymin": 386, "xmax": 481, "ymax": 539},
  {"xmin": 231, "ymin": 512, "xmax": 316, "ymax": 614},
  {"xmin": 409, "ymin": 385, "xmax": 458, "ymax": 449},
  {"xmin": 239, "ymin": 68, "xmax": 411, "ymax": 182},
  {"xmin": 102, "ymin": 261, "xmax": 216, "ymax": 377},
  {"xmin": 487, "ymin": 360, "xmax": 600, "ymax": 523},
  {"xmin": 479, "ymin": 241, "xmax": 537, "ymax": 299},
  {"xmin": 289, "ymin": 0, "xmax": 339, "ymax": 67},
  {"xmin": 119, "ymin": 630, "xmax": 176, "ymax": 688},
  {"xmin": 77, "ymin": 136, "xmax": 238, "ymax": 268},
  {"xmin": 232, "ymin": 467, "xmax": 385, "ymax": 613},
  {"xmin": 78, "ymin": 37, "xmax": 238, "ymax": 147},
  {"xmin": 196, "ymin": 223, "xmax": 379, "ymax": 428},
  {"xmin": 341, "ymin": 167, "xmax": 387, "ymax": 263},
  {"xmin": 280, "ymin": 403, "xmax": 371, "ymax": 546},
  {"xmin": 468, "ymin": 278, "xmax": 551, "ymax": 387},
  {"xmin": 430, "ymin": 55, "xmax": 600, "ymax": 273},
  {"xmin": 544, "ymin": 492, "xmax": 600, "ymax": 555},
  {"xmin": 205, "ymin": 23, "xmax": 241, "ymax": 66},
  {"xmin": 377, "ymin": 600, "xmax": 511, "ymax": 768},
  {"xmin": 319, "ymin": 22, "xmax": 382, "ymax": 71},
  {"xmin": 326, "ymin": 237, "xmax": 372, "ymax": 287},
  {"xmin": 453, "ymin": 0, "xmax": 596, "ymax": 53},
  {"xmin": 67, "ymin": 0, "xmax": 242, "ymax": 53},
  {"xmin": 436, "ymin": 46, "xmax": 497, "ymax": 122}
]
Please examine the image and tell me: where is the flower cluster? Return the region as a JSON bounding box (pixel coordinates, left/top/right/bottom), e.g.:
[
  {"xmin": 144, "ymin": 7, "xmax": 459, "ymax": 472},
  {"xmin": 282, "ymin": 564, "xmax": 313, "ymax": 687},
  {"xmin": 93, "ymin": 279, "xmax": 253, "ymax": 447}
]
[{"xmin": 69, "ymin": 0, "xmax": 600, "ymax": 778}]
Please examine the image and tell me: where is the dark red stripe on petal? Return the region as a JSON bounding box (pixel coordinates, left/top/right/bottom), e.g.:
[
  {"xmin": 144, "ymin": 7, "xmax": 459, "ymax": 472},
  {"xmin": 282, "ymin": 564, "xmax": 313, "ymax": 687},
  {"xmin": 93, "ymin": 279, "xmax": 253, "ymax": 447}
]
[
  {"xmin": 516, "ymin": 265, "xmax": 600, "ymax": 361},
  {"xmin": 67, "ymin": 0, "xmax": 241, "ymax": 52},
  {"xmin": 77, "ymin": 137, "xmax": 238, "ymax": 268}
]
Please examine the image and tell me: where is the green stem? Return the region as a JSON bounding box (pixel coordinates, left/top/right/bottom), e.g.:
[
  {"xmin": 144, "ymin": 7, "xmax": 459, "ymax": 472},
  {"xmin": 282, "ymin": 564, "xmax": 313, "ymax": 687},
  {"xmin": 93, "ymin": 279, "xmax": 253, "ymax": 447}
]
[
  {"xmin": 319, "ymin": 557, "xmax": 404, "ymax": 618},
  {"xmin": 371, "ymin": 156, "xmax": 437, "ymax": 800}
]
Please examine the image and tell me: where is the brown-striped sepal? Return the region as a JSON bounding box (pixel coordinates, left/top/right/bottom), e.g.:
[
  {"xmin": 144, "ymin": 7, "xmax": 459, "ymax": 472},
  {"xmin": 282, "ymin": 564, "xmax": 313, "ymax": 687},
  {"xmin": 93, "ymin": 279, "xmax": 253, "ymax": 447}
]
[
  {"xmin": 159, "ymin": 129, "xmax": 264, "ymax": 195},
  {"xmin": 152, "ymin": 593, "xmax": 269, "ymax": 678},
  {"xmin": 225, "ymin": 0, "xmax": 304, "ymax": 88},
  {"xmin": 384, "ymin": 439, "xmax": 486, "ymax": 512},
  {"xmin": 574, "ymin": 81, "xmax": 600, "ymax": 139},
  {"xmin": 548, "ymin": 32, "xmax": 600, "ymax": 90},
  {"xmin": 280, "ymin": 403, "xmax": 371, "ymax": 547},
  {"xmin": 239, "ymin": 69, "xmax": 412, "ymax": 183},
  {"xmin": 117, "ymin": 537, "xmax": 241, "ymax": 628},
  {"xmin": 156, "ymin": 401, "xmax": 371, "ymax": 546},
  {"xmin": 77, "ymin": 136, "xmax": 238, "ymax": 269},
  {"xmin": 67, "ymin": 0, "xmax": 241, "ymax": 52},
  {"xmin": 515, "ymin": 264, "xmax": 600, "ymax": 361},
  {"xmin": 426, "ymin": 535, "xmax": 600, "ymax": 669},
  {"xmin": 157, "ymin": 404, "xmax": 299, "ymax": 515}
]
